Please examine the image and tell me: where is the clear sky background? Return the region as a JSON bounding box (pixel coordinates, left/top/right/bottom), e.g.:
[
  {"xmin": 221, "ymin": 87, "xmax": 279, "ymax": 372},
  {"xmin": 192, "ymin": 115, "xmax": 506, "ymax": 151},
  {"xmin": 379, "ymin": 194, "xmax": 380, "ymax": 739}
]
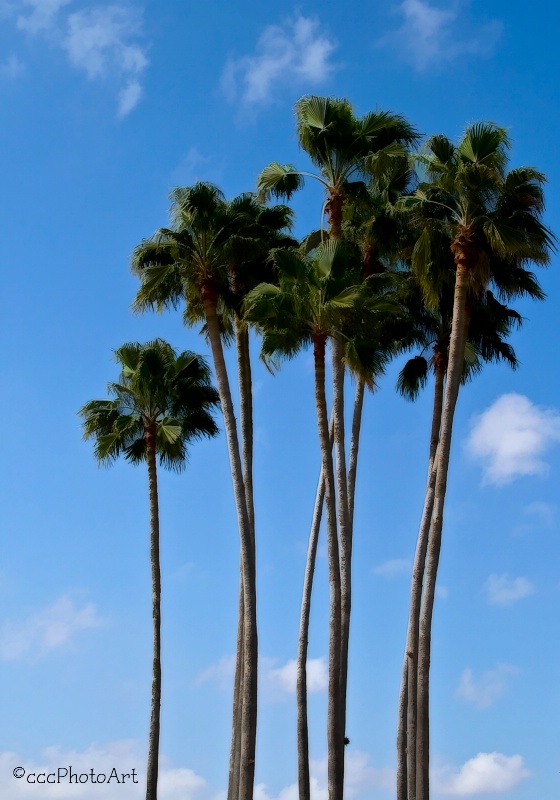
[{"xmin": 1, "ymin": 1, "xmax": 559, "ymax": 798}]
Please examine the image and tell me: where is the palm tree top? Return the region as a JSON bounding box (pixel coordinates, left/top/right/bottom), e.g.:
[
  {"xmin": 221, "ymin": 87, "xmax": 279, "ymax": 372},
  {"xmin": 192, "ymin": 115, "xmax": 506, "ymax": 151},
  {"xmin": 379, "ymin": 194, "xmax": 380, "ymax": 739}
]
[
  {"xmin": 79, "ymin": 339, "xmax": 220, "ymax": 472},
  {"xmin": 257, "ymin": 95, "xmax": 420, "ymax": 202}
]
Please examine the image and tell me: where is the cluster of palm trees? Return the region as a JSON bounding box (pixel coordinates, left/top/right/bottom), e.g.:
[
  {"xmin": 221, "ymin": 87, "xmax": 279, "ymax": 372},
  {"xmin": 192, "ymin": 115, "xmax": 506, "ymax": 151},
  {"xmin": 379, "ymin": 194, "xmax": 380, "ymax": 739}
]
[{"xmin": 79, "ymin": 95, "xmax": 554, "ymax": 800}]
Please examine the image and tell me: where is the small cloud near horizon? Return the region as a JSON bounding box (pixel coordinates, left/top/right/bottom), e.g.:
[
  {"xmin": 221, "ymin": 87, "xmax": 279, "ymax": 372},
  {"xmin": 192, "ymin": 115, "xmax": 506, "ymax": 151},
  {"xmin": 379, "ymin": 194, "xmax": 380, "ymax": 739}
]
[
  {"xmin": 456, "ymin": 664, "xmax": 518, "ymax": 708},
  {"xmin": 433, "ymin": 751, "xmax": 530, "ymax": 795},
  {"xmin": 485, "ymin": 573, "xmax": 534, "ymax": 607},
  {"xmin": 0, "ymin": 595, "xmax": 104, "ymax": 661}
]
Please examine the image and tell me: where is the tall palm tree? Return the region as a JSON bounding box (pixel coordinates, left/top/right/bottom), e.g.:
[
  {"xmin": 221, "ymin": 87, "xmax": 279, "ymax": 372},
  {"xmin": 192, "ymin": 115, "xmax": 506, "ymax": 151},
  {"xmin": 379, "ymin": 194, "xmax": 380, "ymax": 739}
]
[
  {"xmin": 400, "ymin": 124, "xmax": 554, "ymax": 800},
  {"xmin": 258, "ymin": 98, "xmax": 419, "ymax": 800},
  {"xmin": 244, "ymin": 240, "xmax": 393, "ymax": 800},
  {"xmin": 79, "ymin": 340, "xmax": 219, "ymax": 800},
  {"xmin": 131, "ymin": 184, "xmax": 294, "ymax": 800},
  {"xmin": 395, "ymin": 274, "xmax": 525, "ymax": 800}
]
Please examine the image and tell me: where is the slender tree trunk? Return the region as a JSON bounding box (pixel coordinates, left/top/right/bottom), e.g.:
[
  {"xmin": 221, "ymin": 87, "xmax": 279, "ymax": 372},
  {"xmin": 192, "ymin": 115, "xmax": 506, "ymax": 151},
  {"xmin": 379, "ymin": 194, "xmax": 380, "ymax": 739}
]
[
  {"xmin": 297, "ymin": 465, "xmax": 325, "ymax": 800},
  {"xmin": 203, "ymin": 292, "xmax": 257, "ymax": 800},
  {"xmin": 397, "ymin": 355, "xmax": 445, "ymax": 800},
  {"xmin": 346, "ymin": 378, "xmax": 365, "ymax": 536},
  {"xmin": 332, "ymin": 335, "xmax": 351, "ymax": 800},
  {"xmin": 297, "ymin": 416, "xmax": 335, "ymax": 800},
  {"xmin": 415, "ymin": 246, "xmax": 472, "ymax": 800},
  {"xmin": 228, "ymin": 570, "xmax": 244, "ymax": 800},
  {"xmin": 313, "ymin": 334, "xmax": 343, "ymax": 800},
  {"xmin": 228, "ymin": 321, "xmax": 255, "ymax": 800},
  {"xmin": 145, "ymin": 428, "xmax": 162, "ymax": 800}
]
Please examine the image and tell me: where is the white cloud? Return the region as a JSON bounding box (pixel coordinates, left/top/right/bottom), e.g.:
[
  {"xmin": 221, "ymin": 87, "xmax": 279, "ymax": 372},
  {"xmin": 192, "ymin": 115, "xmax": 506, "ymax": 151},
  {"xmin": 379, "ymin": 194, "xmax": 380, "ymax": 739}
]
[
  {"xmin": 465, "ymin": 393, "xmax": 560, "ymax": 486},
  {"xmin": 0, "ymin": 741, "xmax": 206, "ymax": 799},
  {"xmin": 0, "ymin": 54, "xmax": 24, "ymax": 78},
  {"xmin": 373, "ymin": 558, "xmax": 411, "ymax": 577},
  {"xmin": 456, "ymin": 664, "xmax": 518, "ymax": 708},
  {"xmin": 63, "ymin": 5, "xmax": 147, "ymax": 115},
  {"xmin": 196, "ymin": 654, "xmax": 236, "ymax": 690},
  {"xmin": 16, "ymin": 0, "xmax": 71, "ymax": 34},
  {"xmin": 222, "ymin": 14, "xmax": 336, "ymax": 107},
  {"xmin": 485, "ymin": 573, "xmax": 534, "ymax": 607},
  {"xmin": 267, "ymin": 657, "xmax": 328, "ymax": 695},
  {"xmin": 255, "ymin": 751, "xmax": 393, "ymax": 800},
  {"xmin": 4, "ymin": 1, "xmax": 148, "ymax": 115},
  {"xmin": 379, "ymin": 0, "xmax": 502, "ymax": 71},
  {"xmin": 0, "ymin": 595, "xmax": 104, "ymax": 661},
  {"xmin": 433, "ymin": 752, "xmax": 530, "ymax": 795}
]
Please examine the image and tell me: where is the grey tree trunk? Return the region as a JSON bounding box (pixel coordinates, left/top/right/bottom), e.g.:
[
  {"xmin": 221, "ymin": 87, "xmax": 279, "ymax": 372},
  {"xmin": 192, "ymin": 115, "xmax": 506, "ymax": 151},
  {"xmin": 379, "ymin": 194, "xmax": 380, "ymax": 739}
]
[
  {"xmin": 397, "ymin": 357, "xmax": 445, "ymax": 800},
  {"xmin": 415, "ymin": 258, "xmax": 470, "ymax": 800},
  {"xmin": 228, "ymin": 321, "xmax": 255, "ymax": 800},
  {"xmin": 313, "ymin": 334, "xmax": 343, "ymax": 800},
  {"xmin": 332, "ymin": 335, "xmax": 351, "ymax": 800},
  {"xmin": 145, "ymin": 428, "xmax": 162, "ymax": 800},
  {"xmin": 297, "ymin": 416, "xmax": 335, "ymax": 800},
  {"xmin": 203, "ymin": 295, "xmax": 257, "ymax": 800}
]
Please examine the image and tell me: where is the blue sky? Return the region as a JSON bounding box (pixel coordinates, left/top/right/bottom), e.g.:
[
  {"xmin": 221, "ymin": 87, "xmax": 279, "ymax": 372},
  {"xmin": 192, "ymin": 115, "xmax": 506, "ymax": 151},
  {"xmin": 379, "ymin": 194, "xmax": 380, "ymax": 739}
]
[{"xmin": 1, "ymin": 1, "xmax": 559, "ymax": 798}]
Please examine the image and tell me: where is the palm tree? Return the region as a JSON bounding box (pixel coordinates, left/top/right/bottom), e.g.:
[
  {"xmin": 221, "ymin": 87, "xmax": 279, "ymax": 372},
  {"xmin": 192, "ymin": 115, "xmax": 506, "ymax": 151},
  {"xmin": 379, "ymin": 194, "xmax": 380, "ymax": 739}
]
[
  {"xmin": 244, "ymin": 239, "xmax": 393, "ymax": 800},
  {"xmin": 79, "ymin": 340, "xmax": 219, "ymax": 800},
  {"xmin": 257, "ymin": 95, "xmax": 419, "ymax": 238},
  {"xmin": 258, "ymin": 98, "xmax": 418, "ymax": 800},
  {"xmin": 131, "ymin": 184, "xmax": 294, "ymax": 800},
  {"xmin": 395, "ymin": 273, "xmax": 525, "ymax": 800},
  {"xmin": 400, "ymin": 124, "xmax": 554, "ymax": 800}
]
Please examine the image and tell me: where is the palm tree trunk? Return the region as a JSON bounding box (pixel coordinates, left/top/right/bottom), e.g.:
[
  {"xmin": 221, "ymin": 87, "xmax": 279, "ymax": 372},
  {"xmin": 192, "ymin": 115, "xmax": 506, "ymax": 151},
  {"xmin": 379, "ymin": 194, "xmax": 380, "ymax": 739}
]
[
  {"xmin": 347, "ymin": 377, "xmax": 365, "ymax": 535},
  {"xmin": 397, "ymin": 356, "xmax": 445, "ymax": 800},
  {"xmin": 228, "ymin": 571, "xmax": 244, "ymax": 800},
  {"xmin": 297, "ymin": 416, "xmax": 335, "ymax": 800},
  {"xmin": 332, "ymin": 335, "xmax": 351, "ymax": 800},
  {"xmin": 313, "ymin": 333, "xmax": 343, "ymax": 800},
  {"xmin": 145, "ymin": 427, "xmax": 162, "ymax": 800},
  {"xmin": 228, "ymin": 320, "xmax": 255, "ymax": 800},
  {"xmin": 202, "ymin": 292, "xmax": 258, "ymax": 800},
  {"xmin": 415, "ymin": 255, "xmax": 471, "ymax": 800}
]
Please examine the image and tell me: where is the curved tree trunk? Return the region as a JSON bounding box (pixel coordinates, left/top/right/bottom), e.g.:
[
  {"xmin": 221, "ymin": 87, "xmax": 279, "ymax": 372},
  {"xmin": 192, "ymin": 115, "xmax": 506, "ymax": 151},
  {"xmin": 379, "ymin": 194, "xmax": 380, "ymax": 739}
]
[
  {"xmin": 313, "ymin": 334, "xmax": 343, "ymax": 800},
  {"xmin": 203, "ymin": 293, "xmax": 257, "ymax": 800},
  {"xmin": 228, "ymin": 320, "xmax": 255, "ymax": 800},
  {"xmin": 415, "ymin": 253, "xmax": 471, "ymax": 800},
  {"xmin": 397, "ymin": 355, "xmax": 445, "ymax": 800},
  {"xmin": 332, "ymin": 335, "xmax": 351, "ymax": 800},
  {"xmin": 346, "ymin": 377, "xmax": 365, "ymax": 535},
  {"xmin": 145, "ymin": 427, "xmax": 162, "ymax": 800},
  {"xmin": 297, "ymin": 415, "xmax": 335, "ymax": 800}
]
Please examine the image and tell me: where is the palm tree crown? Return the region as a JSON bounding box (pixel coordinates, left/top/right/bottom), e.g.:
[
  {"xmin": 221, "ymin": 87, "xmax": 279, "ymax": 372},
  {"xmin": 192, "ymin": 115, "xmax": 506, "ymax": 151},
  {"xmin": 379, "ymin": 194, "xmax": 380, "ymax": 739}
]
[{"xmin": 80, "ymin": 339, "xmax": 220, "ymax": 469}]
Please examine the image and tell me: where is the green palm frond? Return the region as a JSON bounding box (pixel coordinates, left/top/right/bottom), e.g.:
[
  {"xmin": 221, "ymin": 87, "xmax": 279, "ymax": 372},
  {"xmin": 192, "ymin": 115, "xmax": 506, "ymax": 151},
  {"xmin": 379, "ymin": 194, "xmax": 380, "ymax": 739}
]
[{"xmin": 79, "ymin": 340, "xmax": 220, "ymax": 473}]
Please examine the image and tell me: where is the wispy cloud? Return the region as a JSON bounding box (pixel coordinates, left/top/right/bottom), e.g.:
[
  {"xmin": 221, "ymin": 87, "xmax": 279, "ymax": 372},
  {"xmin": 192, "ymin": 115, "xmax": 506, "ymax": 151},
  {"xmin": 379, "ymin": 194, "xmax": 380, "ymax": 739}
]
[
  {"xmin": 196, "ymin": 654, "xmax": 236, "ymax": 690},
  {"xmin": 63, "ymin": 5, "xmax": 148, "ymax": 117},
  {"xmin": 379, "ymin": 0, "xmax": 502, "ymax": 72},
  {"xmin": 433, "ymin": 752, "xmax": 530, "ymax": 795},
  {"xmin": 267, "ymin": 657, "xmax": 328, "ymax": 695},
  {"xmin": 373, "ymin": 558, "xmax": 411, "ymax": 577},
  {"xmin": 465, "ymin": 394, "xmax": 560, "ymax": 486},
  {"xmin": 255, "ymin": 751, "xmax": 393, "ymax": 800},
  {"xmin": 3, "ymin": 1, "xmax": 148, "ymax": 116},
  {"xmin": 0, "ymin": 54, "xmax": 24, "ymax": 78},
  {"xmin": 456, "ymin": 664, "xmax": 518, "ymax": 708},
  {"xmin": 16, "ymin": 0, "xmax": 71, "ymax": 34},
  {"xmin": 0, "ymin": 740, "xmax": 207, "ymax": 799},
  {"xmin": 222, "ymin": 14, "xmax": 336, "ymax": 107},
  {"xmin": 0, "ymin": 595, "xmax": 104, "ymax": 661},
  {"xmin": 523, "ymin": 500, "xmax": 556, "ymax": 527},
  {"xmin": 485, "ymin": 573, "xmax": 534, "ymax": 607}
]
